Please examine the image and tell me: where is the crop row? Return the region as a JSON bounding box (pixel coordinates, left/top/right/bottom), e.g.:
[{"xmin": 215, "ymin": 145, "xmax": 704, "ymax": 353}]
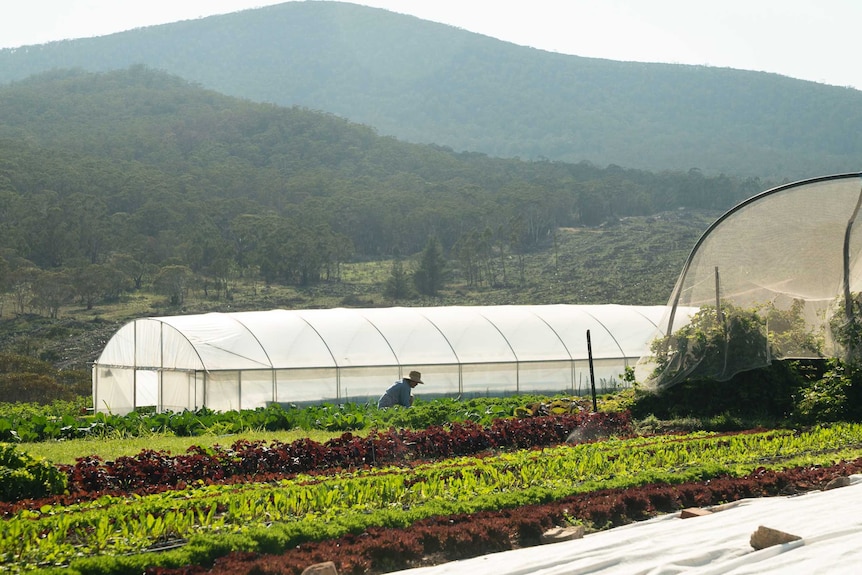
[
  {"xmin": 1, "ymin": 396, "xmax": 576, "ymax": 443},
  {"xmin": 5, "ymin": 423, "xmax": 862, "ymax": 573},
  {"xmin": 0, "ymin": 410, "xmax": 628, "ymax": 514},
  {"xmin": 56, "ymin": 410, "xmax": 628, "ymax": 496},
  {"xmin": 161, "ymin": 458, "xmax": 862, "ymax": 575}
]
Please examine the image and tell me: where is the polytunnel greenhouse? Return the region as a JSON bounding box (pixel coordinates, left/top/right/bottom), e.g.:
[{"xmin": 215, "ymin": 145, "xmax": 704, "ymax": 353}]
[
  {"xmin": 92, "ymin": 304, "xmax": 667, "ymax": 414},
  {"xmin": 640, "ymin": 172, "xmax": 862, "ymax": 390}
]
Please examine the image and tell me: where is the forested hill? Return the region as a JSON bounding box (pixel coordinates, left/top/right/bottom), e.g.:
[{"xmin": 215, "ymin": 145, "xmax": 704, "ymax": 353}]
[
  {"xmin": 0, "ymin": 2, "xmax": 860, "ymax": 180},
  {"xmin": 0, "ymin": 67, "xmax": 760, "ymax": 280}
]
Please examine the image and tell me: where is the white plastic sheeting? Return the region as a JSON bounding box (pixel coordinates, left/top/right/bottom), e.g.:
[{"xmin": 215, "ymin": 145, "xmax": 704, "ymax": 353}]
[
  {"xmin": 93, "ymin": 305, "xmax": 667, "ymax": 414},
  {"xmin": 391, "ymin": 476, "xmax": 862, "ymax": 575}
]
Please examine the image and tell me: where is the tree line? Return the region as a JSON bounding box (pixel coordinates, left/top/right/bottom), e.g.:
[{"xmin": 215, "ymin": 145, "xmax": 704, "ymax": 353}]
[{"xmin": 0, "ymin": 68, "xmax": 769, "ymax": 312}]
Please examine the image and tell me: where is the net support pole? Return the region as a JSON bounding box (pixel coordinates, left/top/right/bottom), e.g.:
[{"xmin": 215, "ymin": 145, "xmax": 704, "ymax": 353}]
[
  {"xmin": 715, "ymin": 266, "xmax": 723, "ymax": 323},
  {"xmin": 587, "ymin": 329, "xmax": 597, "ymax": 412},
  {"xmin": 842, "ymin": 186, "xmax": 862, "ymax": 360}
]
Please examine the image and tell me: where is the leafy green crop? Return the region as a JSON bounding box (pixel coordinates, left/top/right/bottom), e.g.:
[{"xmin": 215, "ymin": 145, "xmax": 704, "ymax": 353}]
[
  {"xmin": 0, "ymin": 394, "xmax": 578, "ymax": 444},
  {"xmin": 4, "ymin": 424, "xmax": 862, "ymax": 573},
  {"xmin": 0, "ymin": 444, "xmax": 66, "ymax": 502}
]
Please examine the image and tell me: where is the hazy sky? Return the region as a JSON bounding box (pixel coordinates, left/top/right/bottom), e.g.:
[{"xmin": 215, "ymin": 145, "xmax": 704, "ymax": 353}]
[{"xmin": 1, "ymin": 0, "xmax": 859, "ymax": 89}]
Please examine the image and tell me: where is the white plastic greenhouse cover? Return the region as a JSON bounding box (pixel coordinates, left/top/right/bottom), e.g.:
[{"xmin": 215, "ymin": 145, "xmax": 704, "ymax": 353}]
[{"xmin": 93, "ymin": 304, "xmax": 667, "ymax": 414}]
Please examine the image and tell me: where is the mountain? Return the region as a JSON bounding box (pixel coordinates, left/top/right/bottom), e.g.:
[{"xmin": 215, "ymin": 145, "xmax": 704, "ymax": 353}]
[{"xmin": 0, "ymin": 1, "xmax": 859, "ymax": 180}]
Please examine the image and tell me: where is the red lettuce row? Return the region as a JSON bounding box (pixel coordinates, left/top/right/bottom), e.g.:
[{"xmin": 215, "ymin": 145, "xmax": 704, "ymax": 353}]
[{"xmin": 58, "ymin": 410, "xmax": 630, "ymax": 496}]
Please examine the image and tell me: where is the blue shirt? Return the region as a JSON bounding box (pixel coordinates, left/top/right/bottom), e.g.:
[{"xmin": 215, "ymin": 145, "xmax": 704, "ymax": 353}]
[{"xmin": 378, "ymin": 378, "xmax": 413, "ymax": 408}]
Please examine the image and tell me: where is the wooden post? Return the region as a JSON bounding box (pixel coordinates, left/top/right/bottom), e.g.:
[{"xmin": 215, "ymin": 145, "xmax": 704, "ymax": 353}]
[{"xmin": 587, "ymin": 329, "xmax": 597, "ymax": 412}]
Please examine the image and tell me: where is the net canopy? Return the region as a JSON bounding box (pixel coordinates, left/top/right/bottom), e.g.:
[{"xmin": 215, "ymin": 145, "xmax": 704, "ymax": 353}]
[
  {"xmin": 639, "ymin": 173, "xmax": 862, "ymax": 390},
  {"xmin": 93, "ymin": 304, "xmax": 666, "ymax": 414}
]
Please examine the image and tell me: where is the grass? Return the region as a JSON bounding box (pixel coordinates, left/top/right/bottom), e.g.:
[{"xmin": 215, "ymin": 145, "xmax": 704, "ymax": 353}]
[
  {"xmin": 63, "ymin": 293, "xmax": 163, "ymax": 322},
  {"xmin": 19, "ymin": 428, "xmax": 349, "ymax": 465}
]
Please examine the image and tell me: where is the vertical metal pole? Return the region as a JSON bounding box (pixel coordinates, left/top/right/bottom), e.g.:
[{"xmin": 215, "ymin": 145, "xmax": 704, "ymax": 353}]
[
  {"xmin": 843, "ymin": 186, "xmax": 862, "ymax": 360},
  {"xmin": 516, "ymin": 360, "xmax": 520, "ymax": 394},
  {"xmin": 158, "ymin": 323, "xmax": 164, "ymax": 414},
  {"xmin": 587, "ymin": 329, "xmax": 597, "ymax": 412},
  {"xmin": 92, "ymin": 365, "xmax": 98, "ymax": 414},
  {"xmin": 133, "ymin": 320, "xmax": 137, "ymax": 412},
  {"xmin": 715, "ymin": 266, "xmax": 723, "ymax": 323}
]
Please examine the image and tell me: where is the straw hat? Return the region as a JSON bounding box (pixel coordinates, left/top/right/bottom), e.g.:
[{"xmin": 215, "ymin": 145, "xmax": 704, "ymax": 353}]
[{"xmin": 407, "ymin": 370, "xmax": 423, "ymax": 384}]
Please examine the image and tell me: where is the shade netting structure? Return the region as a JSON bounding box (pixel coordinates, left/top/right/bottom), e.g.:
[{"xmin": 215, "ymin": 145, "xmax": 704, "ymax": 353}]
[
  {"xmin": 639, "ymin": 173, "xmax": 862, "ymax": 390},
  {"xmin": 93, "ymin": 304, "xmax": 666, "ymax": 414}
]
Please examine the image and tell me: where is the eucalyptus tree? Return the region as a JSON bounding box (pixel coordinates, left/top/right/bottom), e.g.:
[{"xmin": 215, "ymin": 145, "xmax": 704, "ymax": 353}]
[
  {"xmin": 152, "ymin": 264, "xmax": 194, "ymax": 306},
  {"xmin": 31, "ymin": 270, "xmax": 74, "ymax": 318},
  {"xmin": 66, "ymin": 193, "xmax": 109, "ymax": 264}
]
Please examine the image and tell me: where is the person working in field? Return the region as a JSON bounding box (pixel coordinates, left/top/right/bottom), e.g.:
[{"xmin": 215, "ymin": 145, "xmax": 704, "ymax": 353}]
[{"xmin": 377, "ymin": 370, "xmax": 423, "ymax": 408}]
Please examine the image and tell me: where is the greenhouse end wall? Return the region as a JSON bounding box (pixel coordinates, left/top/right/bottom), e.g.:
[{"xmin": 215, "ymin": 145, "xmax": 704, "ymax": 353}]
[{"xmin": 93, "ymin": 305, "xmax": 666, "ymax": 414}]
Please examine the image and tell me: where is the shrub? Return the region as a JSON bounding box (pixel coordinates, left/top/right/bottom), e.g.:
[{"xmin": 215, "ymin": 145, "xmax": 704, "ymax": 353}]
[
  {"xmin": 631, "ymin": 360, "xmax": 805, "ymax": 423},
  {"xmin": 0, "ymin": 353, "xmax": 56, "ymax": 376},
  {"xmin": 0, "ymin": 352, "xmax": 90, "ymax": 404},
  {"xmin": 794, "ymin": 359, "xmax": 862, "ymax": 423},
  {"xmin": 0, "ymin": 373, "xmax": 82, "ymax": 404},
  {"xmin": 0, "ymin": 444, "xmax": 67, "ymax": 502}
]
